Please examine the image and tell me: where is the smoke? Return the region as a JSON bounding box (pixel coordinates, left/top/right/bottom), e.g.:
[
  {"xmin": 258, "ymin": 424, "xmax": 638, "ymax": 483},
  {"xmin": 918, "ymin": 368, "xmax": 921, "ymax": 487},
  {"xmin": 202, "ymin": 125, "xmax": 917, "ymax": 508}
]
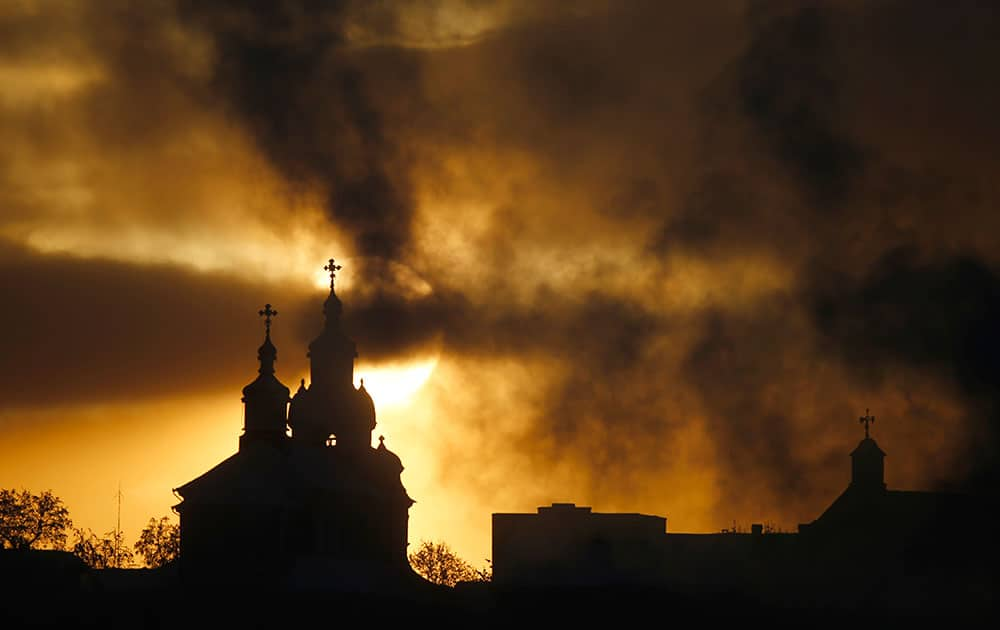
[
  {"xmin": 809, "ymin": 248, "xmax": 1000, "ymax": 489},
  {"xmin": 2, "ymin": 0, "xmax": 999, "ymax": 539},
  {"xmin": 183, "ymin": 0, "xmax": 1000, "ymax": 514},
  {"xmin": 177, "ymin": 0, "xmax": 421, "ymax": 259},
  {"xmin": 737, "ymin": 4, "xmax": 865, "ymax": 208}
]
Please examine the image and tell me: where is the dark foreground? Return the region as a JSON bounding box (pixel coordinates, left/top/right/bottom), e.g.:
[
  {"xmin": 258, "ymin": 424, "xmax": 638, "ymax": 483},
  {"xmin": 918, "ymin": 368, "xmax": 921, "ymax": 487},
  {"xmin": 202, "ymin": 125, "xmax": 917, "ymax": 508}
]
[{"xmin": 1, "ymin": 581, "xmax": 996, "ymax": 628}]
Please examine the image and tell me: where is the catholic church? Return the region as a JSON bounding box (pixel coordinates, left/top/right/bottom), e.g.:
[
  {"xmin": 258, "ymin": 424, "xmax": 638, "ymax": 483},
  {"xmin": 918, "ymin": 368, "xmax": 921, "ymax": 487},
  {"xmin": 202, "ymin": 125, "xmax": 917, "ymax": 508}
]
[{"xmin": 173, "ymin": 259, "xmax": 423, "ymax": 592}]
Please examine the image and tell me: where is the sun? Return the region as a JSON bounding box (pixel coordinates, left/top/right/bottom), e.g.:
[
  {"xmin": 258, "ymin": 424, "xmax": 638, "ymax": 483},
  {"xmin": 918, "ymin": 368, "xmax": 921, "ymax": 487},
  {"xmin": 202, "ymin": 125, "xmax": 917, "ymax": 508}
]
[
  {"xmin": 292, "ymin": 355, "xmax": 439, "ymax": 415},
  {"xmin": 313, "ymin": 267, "xmax": 331, "ymax": 290},
  {"xmin": 355, "ymin": 357, "xmax": 439, "ymax": 408}
]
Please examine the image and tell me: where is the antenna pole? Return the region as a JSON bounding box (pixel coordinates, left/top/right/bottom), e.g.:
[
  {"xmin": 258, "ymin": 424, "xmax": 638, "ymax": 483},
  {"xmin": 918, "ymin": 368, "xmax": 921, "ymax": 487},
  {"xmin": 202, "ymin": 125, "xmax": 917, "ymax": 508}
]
[{"xmin": 115, "ymin": 482, "xmax": 122, "ymax": 569}]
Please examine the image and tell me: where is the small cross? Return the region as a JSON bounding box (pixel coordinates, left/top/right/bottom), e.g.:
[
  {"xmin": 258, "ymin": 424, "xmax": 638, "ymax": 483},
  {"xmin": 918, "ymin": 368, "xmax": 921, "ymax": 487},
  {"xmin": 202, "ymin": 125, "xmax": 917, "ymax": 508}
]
[
  {"xmin": 859, "ymin": 408, "xmax": 875, "ymax": 439},
  {"xmin": 324, "ymin": 258, "xmax": 343, "ymax": 288},
  {"xmin": 258, "ymin": 303, "xmax": 278, "ymax": 336}
]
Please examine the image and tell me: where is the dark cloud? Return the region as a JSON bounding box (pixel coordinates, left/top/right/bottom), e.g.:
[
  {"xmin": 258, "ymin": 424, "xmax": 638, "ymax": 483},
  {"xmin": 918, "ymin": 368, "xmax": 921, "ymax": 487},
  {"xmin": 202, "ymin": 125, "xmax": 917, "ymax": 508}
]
[
  {"xmin": 221, "ymin": 1, "xmax": 1000, "ymax": 512},
  {"xmin": 341, "ymin": 265, "xmax": 662, "ymax": 368},
  {"xmin": 683, "ymin": 302, "xmax": 814, "ymax": 507},
  {"xmin": 736, "ymin": 4, "xmax": 864, "ymax": 208},
  {"xmin": 0, "ymin": 241, "xmax": 314, "ymax": 409},
  {"xmin": 809, "ymin": 249, "xmax": 1000, "ymax": 487},
  {"xmin": 3, "ymin": 0, "xmax": 1000, "ymax": 532},
  {"xmin": 177, "ymin": 0, "xmax": 421, "ymax": 259}
]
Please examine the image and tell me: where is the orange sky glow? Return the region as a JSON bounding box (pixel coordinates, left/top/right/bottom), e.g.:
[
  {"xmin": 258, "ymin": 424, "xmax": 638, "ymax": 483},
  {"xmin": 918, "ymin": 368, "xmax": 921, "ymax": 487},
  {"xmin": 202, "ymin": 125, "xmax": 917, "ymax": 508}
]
[{"xmin": 2, "ymin": 1, "xmax": 999, "ymax": 567}]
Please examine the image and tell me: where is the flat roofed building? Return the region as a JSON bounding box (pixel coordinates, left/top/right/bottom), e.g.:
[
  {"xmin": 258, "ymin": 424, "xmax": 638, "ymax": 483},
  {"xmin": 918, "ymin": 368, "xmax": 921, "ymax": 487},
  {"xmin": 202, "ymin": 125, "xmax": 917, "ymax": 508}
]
[{"xmin": 492, "ymin": 503, "xmax": 666, "ymax": 588}]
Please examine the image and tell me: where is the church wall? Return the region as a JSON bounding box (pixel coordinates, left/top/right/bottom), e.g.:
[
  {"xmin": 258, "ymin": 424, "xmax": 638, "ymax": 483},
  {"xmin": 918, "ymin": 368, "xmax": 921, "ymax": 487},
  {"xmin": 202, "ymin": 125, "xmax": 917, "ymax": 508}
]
[
  {"xmin": 306, "ymin": 488, "xmax": 411, "ymax": 568},
  {"xmin": 179, "ymin": 503, "xmax": 285, "ymax": 588}
]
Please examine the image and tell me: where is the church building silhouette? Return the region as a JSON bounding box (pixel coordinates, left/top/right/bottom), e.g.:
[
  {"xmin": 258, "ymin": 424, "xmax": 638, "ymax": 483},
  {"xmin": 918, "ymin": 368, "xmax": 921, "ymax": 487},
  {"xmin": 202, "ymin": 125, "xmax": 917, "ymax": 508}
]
[{"xmin": 173, "ymin": 259, "xmax": 421, "ymax": 592}]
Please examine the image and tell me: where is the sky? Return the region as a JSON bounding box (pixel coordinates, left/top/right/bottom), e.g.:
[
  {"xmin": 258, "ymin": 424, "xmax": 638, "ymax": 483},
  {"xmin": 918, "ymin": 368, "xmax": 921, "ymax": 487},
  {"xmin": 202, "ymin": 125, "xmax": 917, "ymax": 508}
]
[{"xmin": 1, "ymin": 0, "xmax": 999, "ymax": 565}]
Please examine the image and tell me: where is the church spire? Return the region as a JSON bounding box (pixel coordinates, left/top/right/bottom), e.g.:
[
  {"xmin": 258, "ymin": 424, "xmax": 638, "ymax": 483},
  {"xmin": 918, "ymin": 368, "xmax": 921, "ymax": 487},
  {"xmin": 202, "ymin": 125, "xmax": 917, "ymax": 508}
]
[
  {"xmin": 308, "ymin": 257, "xmax": 357, "ymax": 393},
  {"xmin": 256, "ymin": 303, "xmax": 278, "ymax": 375},
  {"xmin": 292, "ymin": 258, "xmax": 376, "ymax": 449},
  {"xmin": 322, "ymin": 258, "xmax": 344, "ymax": 324}
]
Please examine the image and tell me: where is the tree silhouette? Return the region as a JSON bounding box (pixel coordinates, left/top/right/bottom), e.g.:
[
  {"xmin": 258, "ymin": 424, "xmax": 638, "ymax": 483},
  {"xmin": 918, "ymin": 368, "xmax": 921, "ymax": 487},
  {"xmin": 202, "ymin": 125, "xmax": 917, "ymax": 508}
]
[
  {"xmin": 471, "ymin": 558, "xmax": 493, "ymax": 583},
  {"xmin": 72, "ymin": 528, "xmax": 133, "ymax": 569},
  {"xmin": 408, "ymin": 540, "xmax": 490, "ymax": 586},
  {"xmin": 134, "ymin": 515, "xmax": 179, "ymax": 568},
  {"xmin": 0, "ymin": 488, "xmax": 73, "ymax": 550}
]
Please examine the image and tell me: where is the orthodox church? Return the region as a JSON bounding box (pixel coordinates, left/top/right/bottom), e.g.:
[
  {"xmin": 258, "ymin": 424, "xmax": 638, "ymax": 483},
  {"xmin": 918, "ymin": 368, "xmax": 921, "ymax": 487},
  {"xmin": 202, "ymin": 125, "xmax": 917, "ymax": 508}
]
[{"xmin": 173, "ymin": 260, "xmax": 421, "ymax": 592}]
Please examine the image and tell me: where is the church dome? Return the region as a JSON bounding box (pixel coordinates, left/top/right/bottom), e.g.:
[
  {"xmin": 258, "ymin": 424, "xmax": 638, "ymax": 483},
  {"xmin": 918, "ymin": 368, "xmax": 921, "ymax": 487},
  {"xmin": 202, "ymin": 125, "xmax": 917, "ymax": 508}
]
[
  {"xmin": 240, "ymin": 304, "xmax": 291, "ymax": 448},
  {"xmin": 357, "ymin": 380, "xmax": 376, "ymax": 432},
  {"xmin": 242, "ymin": 321, "xmax": 289, "ymax": 401},
  {"xmin": 376, "ymin": 435, "xmax": 403, "ymax": 473},
  {"xmin": 287, "ymin": 379, "xmax": 309, "ymax": 425},
  {"xmin": 242, "ymin": 372, "xmax": 290, "ymax": 400}
]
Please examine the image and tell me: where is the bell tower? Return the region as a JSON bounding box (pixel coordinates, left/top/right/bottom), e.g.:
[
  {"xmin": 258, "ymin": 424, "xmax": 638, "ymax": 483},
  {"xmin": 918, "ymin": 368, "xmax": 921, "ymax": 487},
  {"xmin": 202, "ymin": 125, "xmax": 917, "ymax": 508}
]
[
  {"xmin": 850, "ymin": 409, "xmax": 886, "ymax": 492},
  {"xmin": 289, "ymin": 258, "xmax": 376, "ymax": 449},
  {"xmin": 308, "ymin": 258, "xmax": 358, "ymax": 392}
]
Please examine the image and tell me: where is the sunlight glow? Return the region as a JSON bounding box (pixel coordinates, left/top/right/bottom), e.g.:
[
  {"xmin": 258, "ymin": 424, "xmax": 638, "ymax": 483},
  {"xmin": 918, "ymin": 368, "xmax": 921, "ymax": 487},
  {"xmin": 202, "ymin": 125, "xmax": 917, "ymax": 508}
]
[
  {"xmin": 355, "ymin": 357, "xmax": 439, "ymax": 408},
  {"xmin": 0, "ymin": 62, "xmax": 105, "ymax": 106},
  {"xmin": 313, "ymin": 267, "xmax": 332, "ymax": 290}
]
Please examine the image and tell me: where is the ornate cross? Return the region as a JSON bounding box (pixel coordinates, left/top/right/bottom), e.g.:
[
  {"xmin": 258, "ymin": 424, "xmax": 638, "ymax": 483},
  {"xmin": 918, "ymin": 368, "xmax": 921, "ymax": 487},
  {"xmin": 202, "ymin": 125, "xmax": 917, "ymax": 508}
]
[
  {"xmin": 258, "ymin": 303, "xmax": 278, "ymax": 336},
  {"xmin": 324, "ymin": 258, "xmax": 342, "ymax": 288},
  {"xmin": 859, "ymin": 408, "xmax": 875, "ymax": 439}
]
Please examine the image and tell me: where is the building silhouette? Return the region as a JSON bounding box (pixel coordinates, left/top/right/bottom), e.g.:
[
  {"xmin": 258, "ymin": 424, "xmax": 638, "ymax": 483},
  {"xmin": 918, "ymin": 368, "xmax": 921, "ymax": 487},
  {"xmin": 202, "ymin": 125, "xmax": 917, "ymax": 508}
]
[
  {"xmin": 492, "ymin": 410, "xmax": 997, "ymax": 615},
  {"xmin": 173, "ymin": 259, "xmax": 419, "ymax": 593},
  {"xmin": 493, "ymin": 503, "xmax": 666, "ymax": 589}
]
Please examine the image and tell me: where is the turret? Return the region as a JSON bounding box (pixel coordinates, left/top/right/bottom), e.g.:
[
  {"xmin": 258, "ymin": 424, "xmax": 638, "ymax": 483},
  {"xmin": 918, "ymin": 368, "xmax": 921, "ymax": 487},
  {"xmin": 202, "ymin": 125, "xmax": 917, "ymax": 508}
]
[
  {"xmin": 850, "ymin": 409, "xmax": 886, "ymax": 492},
  {"xmin": 308, "ymin": 258, "xmax": 358, "ymax": 392},
  {"xmin": 239, "ymin": 304, "xmax": 290, "ymax": 449},
  {"xmin": 289, "ymin": 258, "xmax": 377, "ymax": 449}
]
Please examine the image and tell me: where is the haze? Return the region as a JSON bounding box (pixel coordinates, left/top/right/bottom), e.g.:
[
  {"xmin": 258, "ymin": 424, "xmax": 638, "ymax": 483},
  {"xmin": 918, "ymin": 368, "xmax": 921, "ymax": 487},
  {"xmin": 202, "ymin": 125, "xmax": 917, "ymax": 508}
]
[{"xmin": 2, "ymin": 1, "xmax": 998, "ymax": 565}]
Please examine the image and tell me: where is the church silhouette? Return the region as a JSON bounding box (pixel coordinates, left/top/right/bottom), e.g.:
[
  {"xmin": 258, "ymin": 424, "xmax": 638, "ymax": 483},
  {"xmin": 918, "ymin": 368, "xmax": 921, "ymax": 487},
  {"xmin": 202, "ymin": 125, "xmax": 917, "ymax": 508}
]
[
  {"xmin": 173, "ymin": 259, "xmax": 422, "ymax": 593},
  {"xmin": 3, "ymin": 260, "xmax": 998, "ymax": 623}
]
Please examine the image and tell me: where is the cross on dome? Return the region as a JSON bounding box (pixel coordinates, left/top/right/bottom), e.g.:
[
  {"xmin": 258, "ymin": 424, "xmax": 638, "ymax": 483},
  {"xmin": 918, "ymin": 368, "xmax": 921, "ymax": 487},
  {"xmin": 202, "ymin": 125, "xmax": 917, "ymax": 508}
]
[
  {"xmin": 324, "ymin": 258, "xmax": 343, "ymax": 289},
  {"xmin": 258, "ymin": 303, "xmax": 278, "ymax": 336}
]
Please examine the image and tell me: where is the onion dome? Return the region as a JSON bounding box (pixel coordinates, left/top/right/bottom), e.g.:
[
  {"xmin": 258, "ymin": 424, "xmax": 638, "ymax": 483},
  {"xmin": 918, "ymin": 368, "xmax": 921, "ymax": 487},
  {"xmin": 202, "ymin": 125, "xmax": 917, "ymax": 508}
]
[
  {"xmin": 376, "ymin": 435, "xmax": 403, "ymax": 473},
  {"xmin": 357, "ymin": 379, "xmax": 376, "ymax": 432},
  {"xmin": 255, "ymin": 334, "xmax": 277, "ymax": 376},
  {"xmin": 243, "ymin": 304, "xmax": 284, "ymax": 391},
  {"xmin": 287, "ymin": 378, "xmax": 309, "ymax": 431}
]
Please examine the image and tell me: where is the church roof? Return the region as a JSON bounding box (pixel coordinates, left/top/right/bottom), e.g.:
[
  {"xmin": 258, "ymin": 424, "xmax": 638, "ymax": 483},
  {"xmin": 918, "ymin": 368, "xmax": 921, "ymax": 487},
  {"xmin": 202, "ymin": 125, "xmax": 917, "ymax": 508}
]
[
  {"xmin": 242, "ymin": 372, "xmax": 291, "ymax": 399},
  {"xmin": 803, "ymin": 484, "xmax": 982, "ymax": 537},
  {"xmin": 174, "ymin": 443, "xmax": 290, "ymax": 506},
  {"xmin": 174, "ymin": 441, "xmax": 411, "ymax": 508},
  {"xmin": 850, "ymin": 437, "xmax": 885, "ymax": 457}
]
